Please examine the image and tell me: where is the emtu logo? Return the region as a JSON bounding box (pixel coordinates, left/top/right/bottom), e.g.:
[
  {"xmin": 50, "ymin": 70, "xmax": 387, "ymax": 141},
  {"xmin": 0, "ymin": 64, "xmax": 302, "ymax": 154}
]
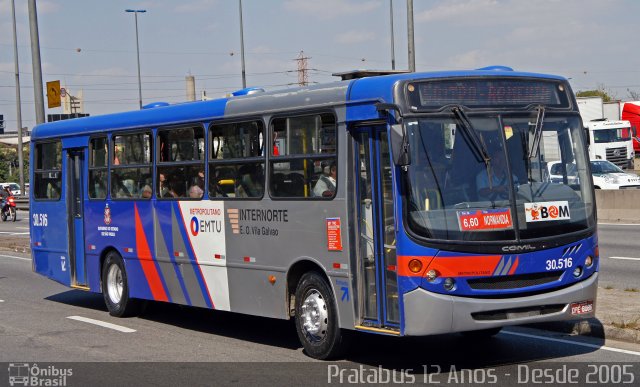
[{"xmin": 190, "ymin": 216, "xmax": 199, "ymax": 236}]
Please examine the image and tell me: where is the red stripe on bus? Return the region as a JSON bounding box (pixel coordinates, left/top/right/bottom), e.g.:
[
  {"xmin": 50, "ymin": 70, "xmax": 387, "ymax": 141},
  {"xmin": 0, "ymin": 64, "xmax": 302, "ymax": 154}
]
[
  {"xmin": 508, "ymin": 257, "xmax": 519, "ymax": 275},
  {"xmin": 425, "ymin": 255, "xmax": 503, "ymax": 278},
  {"xmin": 134, "ymin": 205, "xmax": 168, "ymax": 302},
  {"xmin": 397, "ymin": 255, "xmax": 434, "ymax": 277}
]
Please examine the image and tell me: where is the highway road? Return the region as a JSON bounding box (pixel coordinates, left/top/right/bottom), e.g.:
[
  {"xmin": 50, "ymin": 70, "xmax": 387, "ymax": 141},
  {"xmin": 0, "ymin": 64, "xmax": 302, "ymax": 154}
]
[
  {"xmin": 0, "ymin": 220, "xmax": 638, "ymax": 385},
  {"xmin": 598, "ymin": 223, "xmax": 640, "ymax": 290}
]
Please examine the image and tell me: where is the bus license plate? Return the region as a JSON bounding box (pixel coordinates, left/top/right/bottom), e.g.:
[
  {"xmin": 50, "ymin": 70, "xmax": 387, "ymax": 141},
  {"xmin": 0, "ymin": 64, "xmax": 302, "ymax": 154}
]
[{"xmin": 571, "ymin": 301, "xmax": 593, "ymax": 315}]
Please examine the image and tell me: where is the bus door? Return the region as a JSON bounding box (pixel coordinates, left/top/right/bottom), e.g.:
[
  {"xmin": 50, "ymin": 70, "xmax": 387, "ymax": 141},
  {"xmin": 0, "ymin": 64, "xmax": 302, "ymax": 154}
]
[
  {"xmin": 67, "ymin": 148, "xmax": 87, "ymax": 287},
  {"xmin": 354, "ymin": 125, "xmax": 399, "ymax": 329}
]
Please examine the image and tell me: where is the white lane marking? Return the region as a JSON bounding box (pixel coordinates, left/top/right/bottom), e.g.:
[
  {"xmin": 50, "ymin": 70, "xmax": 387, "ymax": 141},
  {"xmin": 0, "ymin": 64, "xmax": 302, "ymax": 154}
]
[
  {"xmin": 503, "ymin": 331, "xmax": 640, "ymax": 356},
  {"xmin": 17, "ymin": 227, "xmax": 29, "ymax": 230},
  {"xmin": 67, "ymin": 316, "xmax": 136, "ymax": 333},
  {"xmin": 0, "ymin": 300, "xmax": 4, "ymax": 303},
  {"xmin": 0, "ymin": 254, "xmax": 30, "ymax": 262},
  {"xmin": 0, "ymin": 231, "xmax": 28, "ymax": 235},
  {"xmin": 609, "ymin": 256, "xmax": 640, "ymax": 261},
  {"xmin": 598, "ymin": 223, "xmax": 640, "ymax": 226}
]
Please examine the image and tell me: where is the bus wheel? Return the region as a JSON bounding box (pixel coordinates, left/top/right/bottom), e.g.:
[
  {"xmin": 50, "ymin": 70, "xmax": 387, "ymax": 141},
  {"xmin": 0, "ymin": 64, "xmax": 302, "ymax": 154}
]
[
  {"xmin": 460, "ymin": 327, "xmax": 502, "ymax": 339},
  {"xmin": 102, "ymin": 251, "xmax": 142, "ymax": 317},
  {"xmin": 294, "ymin": 272, "xmax": 347, "ymax": 359}
]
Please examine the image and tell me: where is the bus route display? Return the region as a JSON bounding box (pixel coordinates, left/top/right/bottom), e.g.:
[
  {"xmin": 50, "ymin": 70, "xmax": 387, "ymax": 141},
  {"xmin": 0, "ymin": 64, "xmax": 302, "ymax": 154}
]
[{"xmin": 407, "ymin": 78, "xmax": 570, "ymax": 109}]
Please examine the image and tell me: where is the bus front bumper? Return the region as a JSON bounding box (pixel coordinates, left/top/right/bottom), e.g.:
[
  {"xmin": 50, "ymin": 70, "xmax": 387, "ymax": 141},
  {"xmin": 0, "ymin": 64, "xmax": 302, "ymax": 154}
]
[{"xmin": 402, "ymin": 272, "xmax": 598, "ymax": 336}]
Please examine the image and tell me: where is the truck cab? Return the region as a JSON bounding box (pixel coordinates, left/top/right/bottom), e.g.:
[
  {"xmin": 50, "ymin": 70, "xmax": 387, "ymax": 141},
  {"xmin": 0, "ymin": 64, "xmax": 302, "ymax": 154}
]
[{"xmin": 587, "ymin": 119, "xmax": 634, "ymax": 169}]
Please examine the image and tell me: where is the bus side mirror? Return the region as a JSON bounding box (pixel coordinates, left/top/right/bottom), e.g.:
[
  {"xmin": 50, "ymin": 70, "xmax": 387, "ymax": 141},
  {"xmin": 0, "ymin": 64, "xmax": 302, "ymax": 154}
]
[
  {"xmin": 584, "ymin": 126, "xmax": 590, "ymax": 146},
  {"xmin": 390, "ymin": 124, "xmax": 411, "ymax": 166}
]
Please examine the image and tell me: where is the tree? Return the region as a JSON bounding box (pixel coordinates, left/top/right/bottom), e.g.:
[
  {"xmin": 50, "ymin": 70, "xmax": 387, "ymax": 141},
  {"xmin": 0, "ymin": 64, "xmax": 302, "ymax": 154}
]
[
  {"xmin": 576, "ymin": 83, "xmax": 616, "ymax": 102},
  {"xmin": 628, "ymin": 88, "xmax": 640, "ymax": 101},
  {"xmin": 0, "ymin": 143, "xmax": 29, "ymax": 183}
]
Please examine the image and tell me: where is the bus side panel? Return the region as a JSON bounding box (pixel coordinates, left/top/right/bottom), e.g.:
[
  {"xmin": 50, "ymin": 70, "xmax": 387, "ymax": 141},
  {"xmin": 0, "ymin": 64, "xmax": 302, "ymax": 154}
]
[
  {"xmin": 222, "ymin": 200, "xmax": 355, "ymax": 326},
  {"xmin": 153, "ymin": 201, "xmax": 222, "ymax": 310},
  {"xmin": 88, "ymin": 200, "xmax": 160, "ymax": 302},
  {"xmin": 31, "ymin": 186, "xmax": 71, "ymax": 286}
]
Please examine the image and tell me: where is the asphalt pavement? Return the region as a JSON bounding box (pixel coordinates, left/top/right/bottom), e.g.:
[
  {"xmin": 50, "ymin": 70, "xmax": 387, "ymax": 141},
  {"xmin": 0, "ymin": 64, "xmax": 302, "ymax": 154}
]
[{"xmin": 1, "ymin": 219, "xmax": 638, "ymax": 346}]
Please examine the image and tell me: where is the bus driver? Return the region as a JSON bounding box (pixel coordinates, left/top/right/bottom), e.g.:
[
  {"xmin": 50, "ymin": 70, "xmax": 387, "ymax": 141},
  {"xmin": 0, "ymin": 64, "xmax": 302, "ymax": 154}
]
[{"xmin": 476, "ymin": 150, "xmax": 518, "ymax": 201}]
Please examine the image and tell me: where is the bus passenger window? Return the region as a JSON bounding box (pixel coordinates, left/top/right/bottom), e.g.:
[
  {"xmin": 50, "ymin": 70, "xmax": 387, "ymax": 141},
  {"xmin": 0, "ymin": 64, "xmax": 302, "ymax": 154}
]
[
  {"xmin": 33, "ymin": 141, "xmax": 62, "ymax": 200},
  {"xmin": 89, "ymin": 137, "xmax": 108, "ymax": 199},
  {"xmin": 156, "ymin": 125, "xmax": 205, "ymax": 200},
  {"xmin": 269, "ymin": 113, "xmax": 337, "ymax": 198},
  {"xmin": 110, "ymin": 132, "xmax": 152, "ymax": 200},
  {"xmin": 209, "ymin": 120, "xmax": 265, "ymax": 199}
]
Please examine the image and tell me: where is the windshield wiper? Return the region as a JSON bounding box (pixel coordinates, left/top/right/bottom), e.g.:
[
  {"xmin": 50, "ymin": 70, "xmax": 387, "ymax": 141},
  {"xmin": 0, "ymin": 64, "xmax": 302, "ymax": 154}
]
[
  {"xmin": 528, "ymin": 105, "xmax": 546, "ymax": 158},
  {"xmin": 451, "ymin": 106, "xmax": 490, "ymax": 164}
]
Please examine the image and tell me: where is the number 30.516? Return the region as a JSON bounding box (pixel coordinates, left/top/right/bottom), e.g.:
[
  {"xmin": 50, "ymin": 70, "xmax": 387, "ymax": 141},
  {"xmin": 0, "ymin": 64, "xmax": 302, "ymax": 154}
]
[{"xmin": 32, "ymin": 213, "xmax": 48, "ymax": 227}]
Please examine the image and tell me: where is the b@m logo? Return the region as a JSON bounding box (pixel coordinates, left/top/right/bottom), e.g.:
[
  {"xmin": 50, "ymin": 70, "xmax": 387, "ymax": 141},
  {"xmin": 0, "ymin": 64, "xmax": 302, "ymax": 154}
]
[{"xmin": 524, "ymin": 201, "xmax": 570, "ymax": 223}]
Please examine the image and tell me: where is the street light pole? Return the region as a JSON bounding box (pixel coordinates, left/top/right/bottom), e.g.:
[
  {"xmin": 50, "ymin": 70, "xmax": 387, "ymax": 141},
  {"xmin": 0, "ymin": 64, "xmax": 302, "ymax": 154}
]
[
  {"xmin": 11, "ymin": 0, "xmax": 25, "ymax": 194},
  {"xmin": 126, "ymin": 9, "xmax": 146, "ymax": 109},
  {"xmin": 28, "ymin": 0, "xmax": 45, "ymax": 124},
  {"xmin": 390, "ymin": 0, "xmax": 396, "ymax": 70},
  {"xmin": 239, "ymin": 0, "xmax": 247, "ymax": 88},
  {"xmin": 407, "ymin": 0, "xmax": 415, "ymax": 72}
]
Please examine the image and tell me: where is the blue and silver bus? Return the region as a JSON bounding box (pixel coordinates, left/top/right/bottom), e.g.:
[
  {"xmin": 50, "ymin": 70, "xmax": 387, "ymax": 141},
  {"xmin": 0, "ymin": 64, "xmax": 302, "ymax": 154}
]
[{"xmin": 30, "ymin": 66, "xmax": 598, "ymax": 359}]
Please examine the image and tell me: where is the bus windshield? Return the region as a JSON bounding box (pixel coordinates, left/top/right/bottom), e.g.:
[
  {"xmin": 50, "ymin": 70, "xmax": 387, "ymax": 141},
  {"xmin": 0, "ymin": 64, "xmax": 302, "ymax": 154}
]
[{"xmin": 404, "ymin": 113, "xmax": 595, "ymax": 243}]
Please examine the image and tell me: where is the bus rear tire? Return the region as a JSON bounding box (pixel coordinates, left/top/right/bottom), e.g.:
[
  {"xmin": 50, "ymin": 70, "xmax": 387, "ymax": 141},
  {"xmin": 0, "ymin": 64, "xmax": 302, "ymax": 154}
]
[
  {"xmin": 102, "ymin": 251, "xmax": 142, "ymax": 317},
  {"xmin": 294, "ymin": 271, "xmax": 348, "ymax": 360}
]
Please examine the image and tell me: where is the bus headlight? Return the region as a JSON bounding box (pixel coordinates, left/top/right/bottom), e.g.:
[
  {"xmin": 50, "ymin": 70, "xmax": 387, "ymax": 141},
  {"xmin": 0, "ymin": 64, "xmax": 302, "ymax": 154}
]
[
  {"xmin": 573, "ymin": 266, "xmax": 583, "ymax": 278},
  {"xmin": 585, "ymin": 256, "xmax": 593, "ymax": 268},
  {"xmin": 444, "ymin": 278, "xmax": 455, "ymax": 291},
  {"xmin": 426, "ymin": 269, "xmax": 438, "ymax": 282}
]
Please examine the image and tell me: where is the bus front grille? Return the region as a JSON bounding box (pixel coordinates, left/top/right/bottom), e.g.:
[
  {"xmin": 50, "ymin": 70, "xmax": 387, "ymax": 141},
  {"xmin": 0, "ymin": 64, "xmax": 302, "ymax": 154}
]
[
  {"xmin": 467, "ymin": 271, "xmax": 563, "ymax": 290},
  {"xmin": 471, "ymin": 304, "xmax": 565, "ymax": 321}
]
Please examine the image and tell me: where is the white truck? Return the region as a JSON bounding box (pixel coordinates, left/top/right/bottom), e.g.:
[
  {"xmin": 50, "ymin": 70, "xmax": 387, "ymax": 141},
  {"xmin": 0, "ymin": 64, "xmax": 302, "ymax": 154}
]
[{"xmin": 576, "ymin": 97, "xmax": 635, "ymax": 169}]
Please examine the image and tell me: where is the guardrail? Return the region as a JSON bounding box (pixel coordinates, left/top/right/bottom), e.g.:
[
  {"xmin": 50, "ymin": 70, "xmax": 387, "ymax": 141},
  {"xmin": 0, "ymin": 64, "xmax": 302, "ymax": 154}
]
[
  {"xmin": 14, "ymin": 196, "xmax": 29, "ymax": 212},
  {"xmin": 10, "ymin": 191, "xmax": 640, "ymax": 224},
  {"xmin": 594, "ymin": 190, "xmax": 640, "ymax": 223}
]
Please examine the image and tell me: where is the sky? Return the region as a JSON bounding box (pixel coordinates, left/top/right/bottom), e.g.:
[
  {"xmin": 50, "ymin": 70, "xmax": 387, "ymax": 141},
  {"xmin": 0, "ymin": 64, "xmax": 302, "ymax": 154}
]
[{"xmin": 0, "ymin": 0, "xmax": 639, "ymax": 130}]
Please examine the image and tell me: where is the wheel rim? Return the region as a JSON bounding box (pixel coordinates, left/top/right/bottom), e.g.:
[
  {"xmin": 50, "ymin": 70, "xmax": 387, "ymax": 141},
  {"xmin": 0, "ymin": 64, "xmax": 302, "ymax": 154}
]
[
  {"xmin": 300, "ymin": 289, "xmax": 328, "ymax": 343},
  {"xmin": 106, "ymin": 263, "xmax": 124, "ymax": 304}
]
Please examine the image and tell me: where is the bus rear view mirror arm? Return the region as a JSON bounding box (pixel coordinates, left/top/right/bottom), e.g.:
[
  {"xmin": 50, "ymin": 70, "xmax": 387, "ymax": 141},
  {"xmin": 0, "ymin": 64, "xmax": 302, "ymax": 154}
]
[
  {"xmin": 390, "ymin": 123, "xmax": 411, "ymax": 167},
  {"xmin": 375, "ymin": 103, "xmax": 411, "ymax": 166}
]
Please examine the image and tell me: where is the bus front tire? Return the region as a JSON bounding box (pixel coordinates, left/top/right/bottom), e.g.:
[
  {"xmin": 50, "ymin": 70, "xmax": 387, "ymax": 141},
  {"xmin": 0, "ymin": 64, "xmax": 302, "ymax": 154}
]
[
  {"xmin": 294, "ymin": 272, "xmax": 348, "ymax": 360},
  {"xmin": 102, "ymin": 251, "xmax": 142, "ymax": 317}
]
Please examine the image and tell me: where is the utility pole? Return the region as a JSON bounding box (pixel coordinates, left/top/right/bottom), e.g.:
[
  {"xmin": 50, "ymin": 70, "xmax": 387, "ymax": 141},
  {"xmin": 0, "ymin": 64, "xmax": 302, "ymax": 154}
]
[
  {"xmin": 390, "ymin": 0, "xmax": 396, "ymax": 70},
  {"xmin": 11, "ymin": 0, "xmax": 25, "ymax": 194},
  {"xmin": 239, "ymin": 0, "xmax": 247, "ymax": 88},
  {"xmin": 28, "ymin": 0, "xmax": 45, "ymax": 124},
  {"xmin": 407, "ymin": 0, "xmax": 416, "ymax": 72},
  {"xmin": 295, "ymin": 51, "xmax": 310, "ymax": 86},
  {"xmin": 125, "ymin": 9, "xmax": 146, "ymax": 109}
]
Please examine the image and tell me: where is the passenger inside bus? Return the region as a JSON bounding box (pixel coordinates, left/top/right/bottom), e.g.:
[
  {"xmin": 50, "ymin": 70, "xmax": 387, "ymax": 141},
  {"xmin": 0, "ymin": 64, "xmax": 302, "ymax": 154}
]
[
  {"xmin": 237, "ymin": 164, "xmax": 263, "ymax": 198},
  {"xmin": 188, "ymin": 170, "xmax": 205, "ymax": 198},
  {"xmin": 141, "ymin": 184, "xmax": 152, "ymax": 199},
  {"xmin": 158, "ymin": 173, "xmax": 177, "ymax": 198},
  {"xmin": 313, "ymin": 162, "xmax": 337, "ymax": 197}
]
